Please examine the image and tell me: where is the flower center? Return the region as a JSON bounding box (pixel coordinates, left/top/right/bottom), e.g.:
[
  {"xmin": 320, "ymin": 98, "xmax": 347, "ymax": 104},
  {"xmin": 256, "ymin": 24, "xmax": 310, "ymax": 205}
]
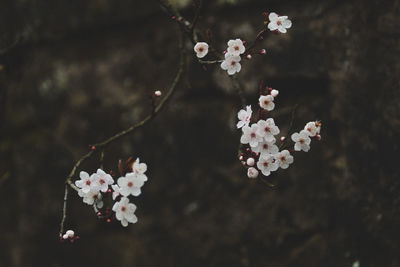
[
  {"xmin": 127, "ymin": 181, "xmax": 134, "ymax": 187},
  {"xmin": 86, "ymin": 180, "xmax": 91, "ymax": 186},
  {"xmin": 230, "ymin": 61, "xmax": 236, "ymax": 66},
  {"xmin": 299, "ymin": 138, "xmax": 304, "ymax": 144},
  {"xmin": 277, "ymin": 20, "xmax": 282, "ymax": 26},
  {"xmin": 264, "ymin": 126, "xmax": 270, "ymax": 132},
  {"xmin": 234, "ymin": 45, "xmax": 239, "ymax": 51},
  {"xmin": 199, "ymin": 47, "xmax": 204, "ymax": 52},
  {"xmin": 99, "ymin": 179, "xmax": 105, "ymax": 185},
  {"xmin": 263, "ymin": 144, "xmax": 268, "ymax": 149},
  {"xmin": 264, "ymin": 100, "xmax": 269, "ymax": 105},
  {"xmin": 280, "ymin": 156, "xmax": 286, "ymax": 161},
  {"xmin": 250, "ymin": 133, "xmax": 256, "ymax": 138},
  {"xmin": 263, "ymin": 162, "xmax": 269, "ymax": 167},
  {"xmin": 121, "ymin": 206, "xmax": 126, "ymax": 212}
]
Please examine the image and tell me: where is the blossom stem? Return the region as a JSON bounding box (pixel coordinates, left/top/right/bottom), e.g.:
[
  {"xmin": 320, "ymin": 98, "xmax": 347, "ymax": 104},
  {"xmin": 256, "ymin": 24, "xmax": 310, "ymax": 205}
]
[{"xmin": 279, "ymin": 104, "xmax": 298, "ymax": 150}]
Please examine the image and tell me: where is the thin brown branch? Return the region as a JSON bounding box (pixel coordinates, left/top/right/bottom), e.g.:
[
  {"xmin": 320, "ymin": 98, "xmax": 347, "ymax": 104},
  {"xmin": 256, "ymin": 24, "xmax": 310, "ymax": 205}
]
[
  {"xmin": 59, "ymin": 184, "xmax": 69, "ymax": 237},
  {"xmin": 279, "ymin": 104, "xmax": 299, "ymax": 150}
]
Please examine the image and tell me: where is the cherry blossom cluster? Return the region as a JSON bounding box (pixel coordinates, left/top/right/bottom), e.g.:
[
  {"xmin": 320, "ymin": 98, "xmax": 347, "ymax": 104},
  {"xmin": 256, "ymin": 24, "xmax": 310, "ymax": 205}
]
[
  {"xmin": 193, "ymin": 11, "xmax": 292, "ymax": 76},
  {"xmin": 238, "ymin": 86, "xmax": 321, "ymax": 179},
  {"xmin": 74, "ymin": 158, "xmax": 148, "ymax": 227}
]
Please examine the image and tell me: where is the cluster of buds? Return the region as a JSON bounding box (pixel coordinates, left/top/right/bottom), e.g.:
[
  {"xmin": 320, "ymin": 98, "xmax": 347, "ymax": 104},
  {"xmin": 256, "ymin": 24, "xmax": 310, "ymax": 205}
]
[
  {"xmin": 61, "ymin": 230, "xmax": 79, "ymax": 243},
  {"xmin": 74, "ymin": 157, "xmax": 148, "ymax": 227},
  {"xmin": 238, "ymin": 84, "xmax": 321, "ymax": 179}
]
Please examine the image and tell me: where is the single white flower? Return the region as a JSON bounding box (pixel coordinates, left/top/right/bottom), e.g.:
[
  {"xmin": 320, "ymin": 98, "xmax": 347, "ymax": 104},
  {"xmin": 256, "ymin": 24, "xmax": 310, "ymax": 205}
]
[
  {"xmin": 78, "ymin": 188, "xmax": 103, "ymax": 208},
  {"xmin": 62, "ymin": 234, "xmax": 69, "ymax": 240},
  {"xmin": 227, "ymin": 38, "xmax": 245, "ymax": 56},
  {"xmin": 252, "ymin": 139, "xmax": 279, "ymax": 155},
  {"xmin": 112, "ymin": 197, "xmax": 138, "ymax": 227},
  {"xmin": 111, "ymin": 184, "xmax": 121, "ymax": 200},
  {"xmin": 240, "ymin": 124, "xmax": 263, "ymax": 147},
  {"xmin": 257, "ymin": 154, "xmax": 278, "ymax": 176},
  {"xmin": 117, "ymin": 172, "xmax": 146, "ymax": 197},
  {"xmin": 304, "ymin": 121, "xmax": 320, "ymax": 137},
  {"xmin": 256, "ymin": 118, "xmax": 280, "ymax": 142},
  {"xmin": 194, "ymin": 42, "xmax": 209, "ymax": 58},
  {"xmin": 268, "ymin": 12, "xmax": 292, "ymax": 33},
  {"xmin": 291, "ymin": 130, "xmax": 311, "ymax": 152},
  {"xmin": 247, "ymin": 167, "xmax": 259, "ymax": 178},
  {"xmin": 92, "ymin": 169, "xmax": 114, "ymax": 192},
  {"xmin": 259, "ymin": 95, "xmax": 275, "ymax": 111},
  {"xmin": 237, "ymin": 105, "xmax": 252, "ymax": 128},
  {"xmin": 132, "ymin": 158, "xmax": 147, "ymax": 178},
  {"xmin": 221, "ymin": 54, "xmax": 241, "ymax": 75},
  {"xmin": 75, "ymin": 171, "xmax": 98, "ymax": 194},
  {"xmin": 275, "ymin": 150, "xmax": 294, "ymax": 169}
]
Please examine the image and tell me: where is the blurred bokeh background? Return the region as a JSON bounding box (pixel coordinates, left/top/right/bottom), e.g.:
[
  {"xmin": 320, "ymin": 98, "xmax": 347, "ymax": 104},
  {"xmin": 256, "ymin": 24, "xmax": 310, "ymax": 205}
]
[{"xmin": 1, "ymin": 0, "xmax": 399, "ymax": 266}]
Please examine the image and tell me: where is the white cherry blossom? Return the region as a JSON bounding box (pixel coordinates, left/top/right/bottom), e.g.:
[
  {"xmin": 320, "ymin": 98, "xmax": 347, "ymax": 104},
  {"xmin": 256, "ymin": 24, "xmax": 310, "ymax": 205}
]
[
  {"xmin": 237, "ymin": 105, "xmax": 252, "ymax": 129},
  {"xmin": 194, "ymin": 42, "xmax": 209, "ymax": 58},
  {"xmin": 132, "ymin": 158, "xmax": 148, "ymax": 178},
  {"xmin": 291, "ymin": 130, "xmax": 311, "ymax": 152},
  {"xmin": 111, "ymin": 184, "xmax": 121, "ymax": 200},
  {"xmin": 247, "ymin": 167, "xmax": 259, "ymax": 178},
  {"xmin": 221, "ymin": 54, "xmax": 241, "ymax": 75},
  {"xmin": 240, "ymin": 124, "xmax": 263, "ymax": 147},
  {"xmin": 227, "ymin": 38, "xmax": 245, "ymax": 56},
  {"xmin": 75, "ymin": 171, "xmax": 98, "ymax": 194},
  {"xmin": 275, "ymin": 150, "xmax": 294, "ymax": 169},
  {"xmin": 257, "ymin": 154, "xmax": 278, "ymax": 176},
  {"xmin": 256, "ymin": 118, "xmax": 280, "ymax": 142},
  {"xmin": 268, "ymin": 12, "xmax": 292, "ymax": 33},
  {"xmin": 78, "ymin": 188, "xmax": 103, "ymax": 208},
  {"xmin": 304, "ymin": 121, "xmax": 320, "ymax": 137},
  {"xmin": 92, "ymin": 169, "xmax": 114, "ymax": 192},
  {"xmin": 112, "ymin": 197, "xmax": 138, "ymax": 227},
  {"xmin": 117, "ymin": 172, "xmax": 146, "ymax": 197},
  {"xmin": 259, "ymin": 95, "xmax": 275, "ymax": 111},
  {"xmin": 252, "ymin": 139, "xmax": 279, "ymax": 155}
]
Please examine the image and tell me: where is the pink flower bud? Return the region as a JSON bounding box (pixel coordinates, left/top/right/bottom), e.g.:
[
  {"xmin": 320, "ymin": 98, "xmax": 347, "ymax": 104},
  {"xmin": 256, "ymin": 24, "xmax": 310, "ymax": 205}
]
[
  {"xmin": 246, "ymin": 54, "xmax": 252, "ymax": 60},
  {"xmin": 260, "ymin": 49, "xmax": 266, "ymax": 55},
  {"xmin": 280, "ymin": 136, "xmax": 286, "ymax": 142},
  {"xmin": 154, "ymin": 90, "xmax": 162, "ymax": 97},
  {"xmin": 246, "ymin": 157, "xmax": 255, "ymax": 166},
  {"xmin": 62, "ymin": 234, "xmax": 69, "ymax": 240},
  {"xmin": 239, "ymin": 155, "xmax": 244, "ymax": 161},
  {"xmin": 316, "ymin": 134, "xmax": 322, "ymax": 140}
]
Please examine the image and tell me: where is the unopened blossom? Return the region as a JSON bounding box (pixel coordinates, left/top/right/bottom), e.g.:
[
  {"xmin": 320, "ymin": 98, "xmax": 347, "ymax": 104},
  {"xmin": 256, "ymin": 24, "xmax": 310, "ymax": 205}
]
[
  {"xmin": 247, "ymin": 167, "xmax": 259, "ymax": 178},
  {"xmin": 291, "ymin": 130, "xmax": 311, "ymax": 152},
  {"xmin": 268, "ymin": 12, "xmax": 292, "ymax": 33},
  {"xmin": 112, "ymin": 197, "xmax": 138, "ymax": 227},
  {"xmin": 75, "ymin": 171, "xmax": 98, "ymax": 194},
  {"xmin": 256, "ymin": 118, "xmax": 280, "ymax": 141},
  {"xmin": 154, "ymin": 90, "xmax": 162, "ymax": 97},
  {"xmin": 252, "ymin": 139, "xmax": 279, "ymax": 155},
  {"xmin": 246, "ymin": 157, "xmax": 255, "ymax": 166},
  {"xmin": 227, "ymin": 38, "xmax": 245, "ymax": 56},
  {"xmin": 111, "ymin": 184, "xmax": 121, "ymax": 200},
  {"xmin": 92, "ymin": 169, "xmax": 114, "ymax": 192},
  {"xmin": 304, "ymin": 121, "xmax": 320, "ymax": 137},
  {"xmin": 257, "ymin": 154, "xmax": 278, "ymax": 176},
  {"xmin": 221, "ymin": 54, "xmax": 241, "ymax": 75},
  {"xmin": 275, "ymin": 150, "xmax": 294, "ymax": 169},
  {"xmin": 132, "ymin": 158, "xmax": 147, "ymax": 178},
  {"xmin": 117, "ymin": 172, "xmax": 146, "ymax": 197},
  {"xmin": 78, "ymin": 188, "xmax": 103, "ymax": 208},
  {"xmin": 259, "ymin": 95, "xmax": 275, "ymax": 111},
  {"xmin": 240, "ymin": 124, "xmax": 263, "ymax": 147},
  {"xmin": 271, "ymin": 89, "xmax": 279, "ymax": 97},
  {"xmin": 66, "ymin": 230, "xmax": 75, "ymax": 238},
  {"xmin": 237, "ymin": 105, "xmax": 252, "ymax": 129},
  {"xmin": 62, "ymin": 234, "xmax": 69, "ymax": 240},
  {"xmin": 194, "ymin": 42, "xmax": 209, "ymax": 58}
]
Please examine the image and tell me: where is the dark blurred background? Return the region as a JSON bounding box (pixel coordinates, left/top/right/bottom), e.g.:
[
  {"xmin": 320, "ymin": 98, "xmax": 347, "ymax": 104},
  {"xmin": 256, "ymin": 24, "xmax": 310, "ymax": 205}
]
[{"xmin": 1, "ymin": 0, "xmax": 399, "ymax": 266}]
